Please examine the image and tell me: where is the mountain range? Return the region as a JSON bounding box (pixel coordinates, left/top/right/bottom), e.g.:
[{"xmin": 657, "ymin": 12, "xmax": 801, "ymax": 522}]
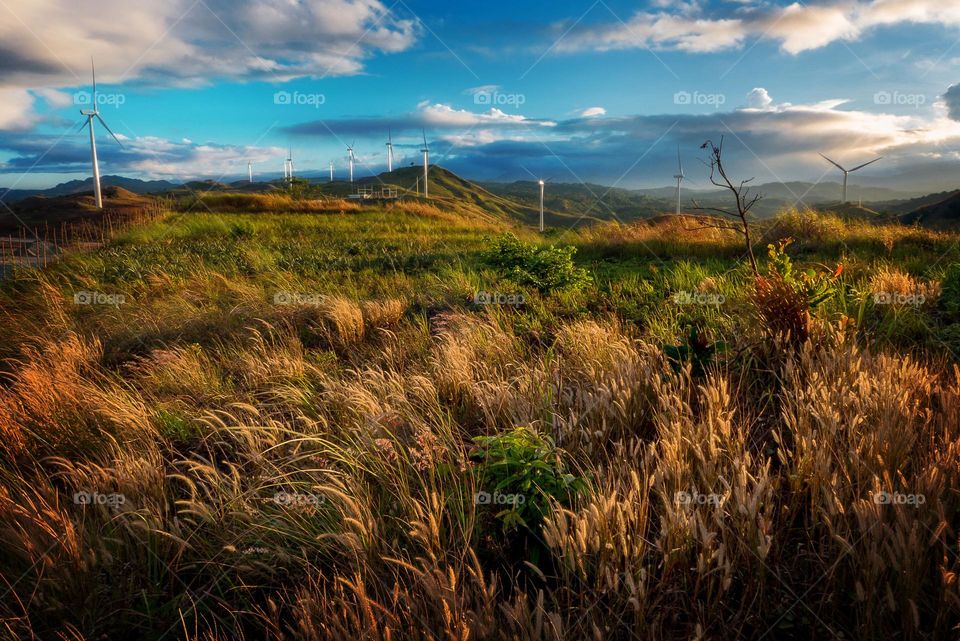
[{"xmin": 2, "ymin": 170, "xmax": 959, "ymax": 230}]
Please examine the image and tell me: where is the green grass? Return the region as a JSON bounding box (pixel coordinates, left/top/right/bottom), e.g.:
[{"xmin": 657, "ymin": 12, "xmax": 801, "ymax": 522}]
[{"xmin": 2, "ymin": 204, "xmax": 960, "ymax": 640}]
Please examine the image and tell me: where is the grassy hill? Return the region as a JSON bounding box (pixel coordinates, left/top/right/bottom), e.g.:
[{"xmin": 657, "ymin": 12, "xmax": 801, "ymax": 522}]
[
  {"xmin": 1, "ymin": 186, "xmax": 157, "ymax": 232},
  {"xmin": 899, "ymin": 191, "xmax": 960, "ymax": 230}
]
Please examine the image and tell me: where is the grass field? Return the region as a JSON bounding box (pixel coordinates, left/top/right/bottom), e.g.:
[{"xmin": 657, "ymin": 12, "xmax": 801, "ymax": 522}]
[{"xmin": 2, "ymin": 199, "xmax": 960, "ymax": 640}]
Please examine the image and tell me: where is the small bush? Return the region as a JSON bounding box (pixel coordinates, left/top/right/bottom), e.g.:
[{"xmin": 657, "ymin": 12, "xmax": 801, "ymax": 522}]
[
  {"xmin": 471, "ymin": 426, "xmax": 588, "ymax": 534},
  {"xmin": 482, "ymin": 233, "xmax": 591, "ymax": 293}
]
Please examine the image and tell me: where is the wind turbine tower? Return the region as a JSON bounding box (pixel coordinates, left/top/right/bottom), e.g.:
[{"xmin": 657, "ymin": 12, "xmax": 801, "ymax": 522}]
[
  {"xmin": 674, "ymin": 147, "xmax": 684, "ymax": 216},
  {"xmin": 329, "ymin": 161, "xmax": 334, "ymax": 182},
  {"xmin": 538, "ymin": 179, "xmax": 545, "ymax": 232},
  {"xmin": 78, "ymin": 59, "xmax": 123, "ymax": 209},
  {"xmin": 247, "ymin": 160, "xmax": 253, "ymax": 183},
  {"xmin": 347, "ymin": 143, "xmax": 355, "ymax": 183},
  {"xmin": 386, "ymin": 129, "xmax": 394, "ymax": 173},
  {"xmin": 421, "ymin": 130, "xmax": 429, "ymax": 199},
  {"xmin": 819, "ymin": 153, "xmax": 883, "ymax": 203},
  {"xmin": 286, "ymin": 148, "xmax": 294, "ymax": 183}
]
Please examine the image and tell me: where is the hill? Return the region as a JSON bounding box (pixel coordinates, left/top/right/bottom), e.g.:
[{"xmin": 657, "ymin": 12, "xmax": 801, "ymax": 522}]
[
  {"xmin": 1, "ymin": 186, "xmax": 156, "ymax": 232},
  {"xmin": 1, "ymin": 175, "xmax": 176, "ymax": 204},
  {"xmin": 899, "ymin": 191, "xmax": 960, "ymax": 230},
  {"xmin": 318, "ymin": 166, "xmax": 607, "ymax": 227}
]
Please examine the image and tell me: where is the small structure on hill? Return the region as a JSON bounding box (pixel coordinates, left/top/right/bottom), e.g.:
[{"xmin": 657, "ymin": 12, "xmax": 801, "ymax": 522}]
[{"xmin": 348, "ymin": 186, "xmax": 399, "ymax": 200}]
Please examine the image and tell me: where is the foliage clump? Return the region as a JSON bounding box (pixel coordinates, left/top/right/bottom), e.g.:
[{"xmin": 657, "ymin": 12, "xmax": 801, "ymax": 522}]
[
  {"xmin": 482, "ymin": 233, "xmax": 591, "ymax": 293},
  {"xmin": 752, "ymin": 238, "xmax": 842, "ymax": 343},
  {"xmin": 470, "ymin": 426, "xmax": 588, "ymax": 534}
]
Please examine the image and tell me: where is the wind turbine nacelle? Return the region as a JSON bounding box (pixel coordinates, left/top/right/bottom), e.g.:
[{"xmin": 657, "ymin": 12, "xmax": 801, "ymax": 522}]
[{"xmin": 80, "ymin": 109, "xmax": 97, "ymax": 116}]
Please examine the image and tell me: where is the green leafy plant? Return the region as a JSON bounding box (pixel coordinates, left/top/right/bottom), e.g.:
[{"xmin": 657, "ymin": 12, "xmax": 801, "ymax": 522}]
[
  {"xmin": 482, "ymin": 233, "xmax": 591, "ymax": 293},
  {"xmin": 766, "ymin": 238, "xmax": 842, "ymax": 308},
  {"xmin": 752, "ymin": 238, "xmax": 843, "ymax": 343},
  {"xmin": 470, "ymin": 426, "xmax": 587, "ymax": 534},
  {"xmin": 663, "ymin": 323, "xmax": 727, "ymax": 377}
]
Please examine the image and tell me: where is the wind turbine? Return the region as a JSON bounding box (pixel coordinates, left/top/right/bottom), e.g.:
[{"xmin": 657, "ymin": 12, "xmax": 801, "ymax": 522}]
[
  {"xmin": 347, "ymin": 142, "xmax": 355, "ymax": 183},
  {"xmin": 538, "ymin": 179, "xmax": 546, "ymax": 232},
  {"xmin": 420, "ymin": 130, "xmax": 429, "ymax": 199},
  {"xmin": 78, "ymin": 59, "xmax": 122, "ymax": 209},
  {"xmin": 386, "ymin": 129, "xmax": 394, "ymax": 173},
  {"xmin": 674, "ymin": 147, "xmax": 684, "ymax": 216},
  {"xmin": 247, "ymin": 160, "xmax": 253, "ymax": 183},
  {"xmin": 819, "ymin": 153, "xmax": 883, "ymax": 203},
  {"xmin": 329, "ymin": 160, "xmax": 334, "ymax": 182},
  {"xmin": 286, "ymin": 148, "xmax": 294, "ymax": 183}
]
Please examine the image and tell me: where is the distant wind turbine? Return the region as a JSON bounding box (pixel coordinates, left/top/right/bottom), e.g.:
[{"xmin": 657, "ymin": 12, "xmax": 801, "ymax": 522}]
[
  {"xmin": 819, "ymin": 153, "xmax": 883, "ymax": 203},
  {"xmin": 329, "ymin": 160, "xmax": 334, "ymax": 182},
  {"xmin": 347, "ymin": 142, "xmax": 355, "ymax": 183},
  {"xmin": 674, "ymin": 147, "xmax": 684, "ymax": 216},
  {"xmin": 538, "ymin": 179, "xmax": 549, "ymax": 232},
  {"xmin": 78, "ymin": 59, "xmax": 123, "ymax": 209},
  {"xmin": 421, "ymin": 130, "xmax": 429, "ymax": 199},
  {"xmin": 386, "ymin": 129, "xmax": 394, "ymax": 173},
  {"xmin": 247, "ymin": 160, "xmax": 253, "ymax": 183},
  {"xmin": 286, "ymin": 148, "xmax": 294, "ymax": 183}
]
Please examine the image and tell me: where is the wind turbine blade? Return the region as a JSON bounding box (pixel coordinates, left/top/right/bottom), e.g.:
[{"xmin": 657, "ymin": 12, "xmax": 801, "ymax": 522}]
[
  {"xmin": 819, "ymin": 153, "xmax": 846, "ymax": 172},
  {"xmin": 422, "ymin": 129, "xmax": 428, "ymax": 149},
  {"xmin": 849, "ymin": 157, "xmax": 883, "ymax": 172},
  {"xmin": 91, "ymin": 58, "xmax": 97, "ymax": 108},
  {"xmin": 388, "ymin": 128, "xmax": 392, "ymax": 144},
  {"xmin": 77, "ymin": 118, "xmax": 90, "ymax": 132},
  {"xmin": 95, "ymin": 113, "xmax": 123, "ymax": 147}
]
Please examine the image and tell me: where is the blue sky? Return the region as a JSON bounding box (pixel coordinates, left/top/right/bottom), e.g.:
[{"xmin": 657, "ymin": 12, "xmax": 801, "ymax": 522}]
[{"xmin": 2, "ymin": 0, "xmax": 960, "ymax": 192}]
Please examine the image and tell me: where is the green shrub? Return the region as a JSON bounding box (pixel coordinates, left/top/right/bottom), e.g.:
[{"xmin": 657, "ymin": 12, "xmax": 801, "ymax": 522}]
[
  {"xmin": 482, "ymin": 233, "xmax": 591, "ymax": 293},
  {"xmin": 471, "ymin": 426, "xmax": 587, "ymax": 534}
]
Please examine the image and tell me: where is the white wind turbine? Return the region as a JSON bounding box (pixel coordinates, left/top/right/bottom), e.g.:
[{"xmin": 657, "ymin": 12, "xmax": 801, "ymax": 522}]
[
  {"xmin": 539, "ymin": 179, "xmax": 545, "ymax": 232},
  {"xmin": 819, "ymin": 153, "xmax": 883, "ymax": 203},
  {"xmin": 347, "ymin": 142, "xmax": 355, "ymax": 183},
  {"xmin": 386, "ymin": 129, "xmax": 394, "ymax": 173},
  {"xmin": 286, "ymin": 148, "xmax": 294, "ymax": 183},
  {"xmin": 247, "ymin": 160, "xmax": 253, "ymax": 183},
  {"xmin": 329, "ymin": 160, "xmax": 334, "ymax": 182},
  {"xmin": 420, "ymin": 130, "xmax": 429, "ymax": 199},
  {"xmin": 78, "ymin": 60, "xmax": 123, "ymax": 209},
  {"xmin": 674, "ymin": 147, "xmax": 684, "ymax": 216}
]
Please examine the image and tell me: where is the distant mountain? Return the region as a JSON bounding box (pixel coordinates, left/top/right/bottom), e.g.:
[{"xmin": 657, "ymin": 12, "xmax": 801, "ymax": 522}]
[
  {"xmin": 899, "ymin": 192, "xmax": 960, "ymax": 230},
  {"xmin": 872, "ymin": 189, "xmax": 960, "ymax": 215},
  {"xmin": 1, "ymin": 175, "xmax": 177, "ymax": 204}
]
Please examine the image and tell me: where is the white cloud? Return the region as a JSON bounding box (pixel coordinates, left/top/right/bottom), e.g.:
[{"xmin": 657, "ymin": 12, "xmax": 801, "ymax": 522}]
[
  {"xmin": 579, "ymin": 107, "xmax": 607, "ymax": 118},
  {"xmin": 0, "ymin": 0, "xmax": 418, "ymax": 91},
  {"xmin": 556, "ymin": 0, "xmax": 960, "ymax": 55},
  {"xmin": 745, "ymin": 88, "xmax": 773, "ymax": 110},
  {"xmin": 0, "ymin": 89, "xmax": 39, "ymax": 130}
]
